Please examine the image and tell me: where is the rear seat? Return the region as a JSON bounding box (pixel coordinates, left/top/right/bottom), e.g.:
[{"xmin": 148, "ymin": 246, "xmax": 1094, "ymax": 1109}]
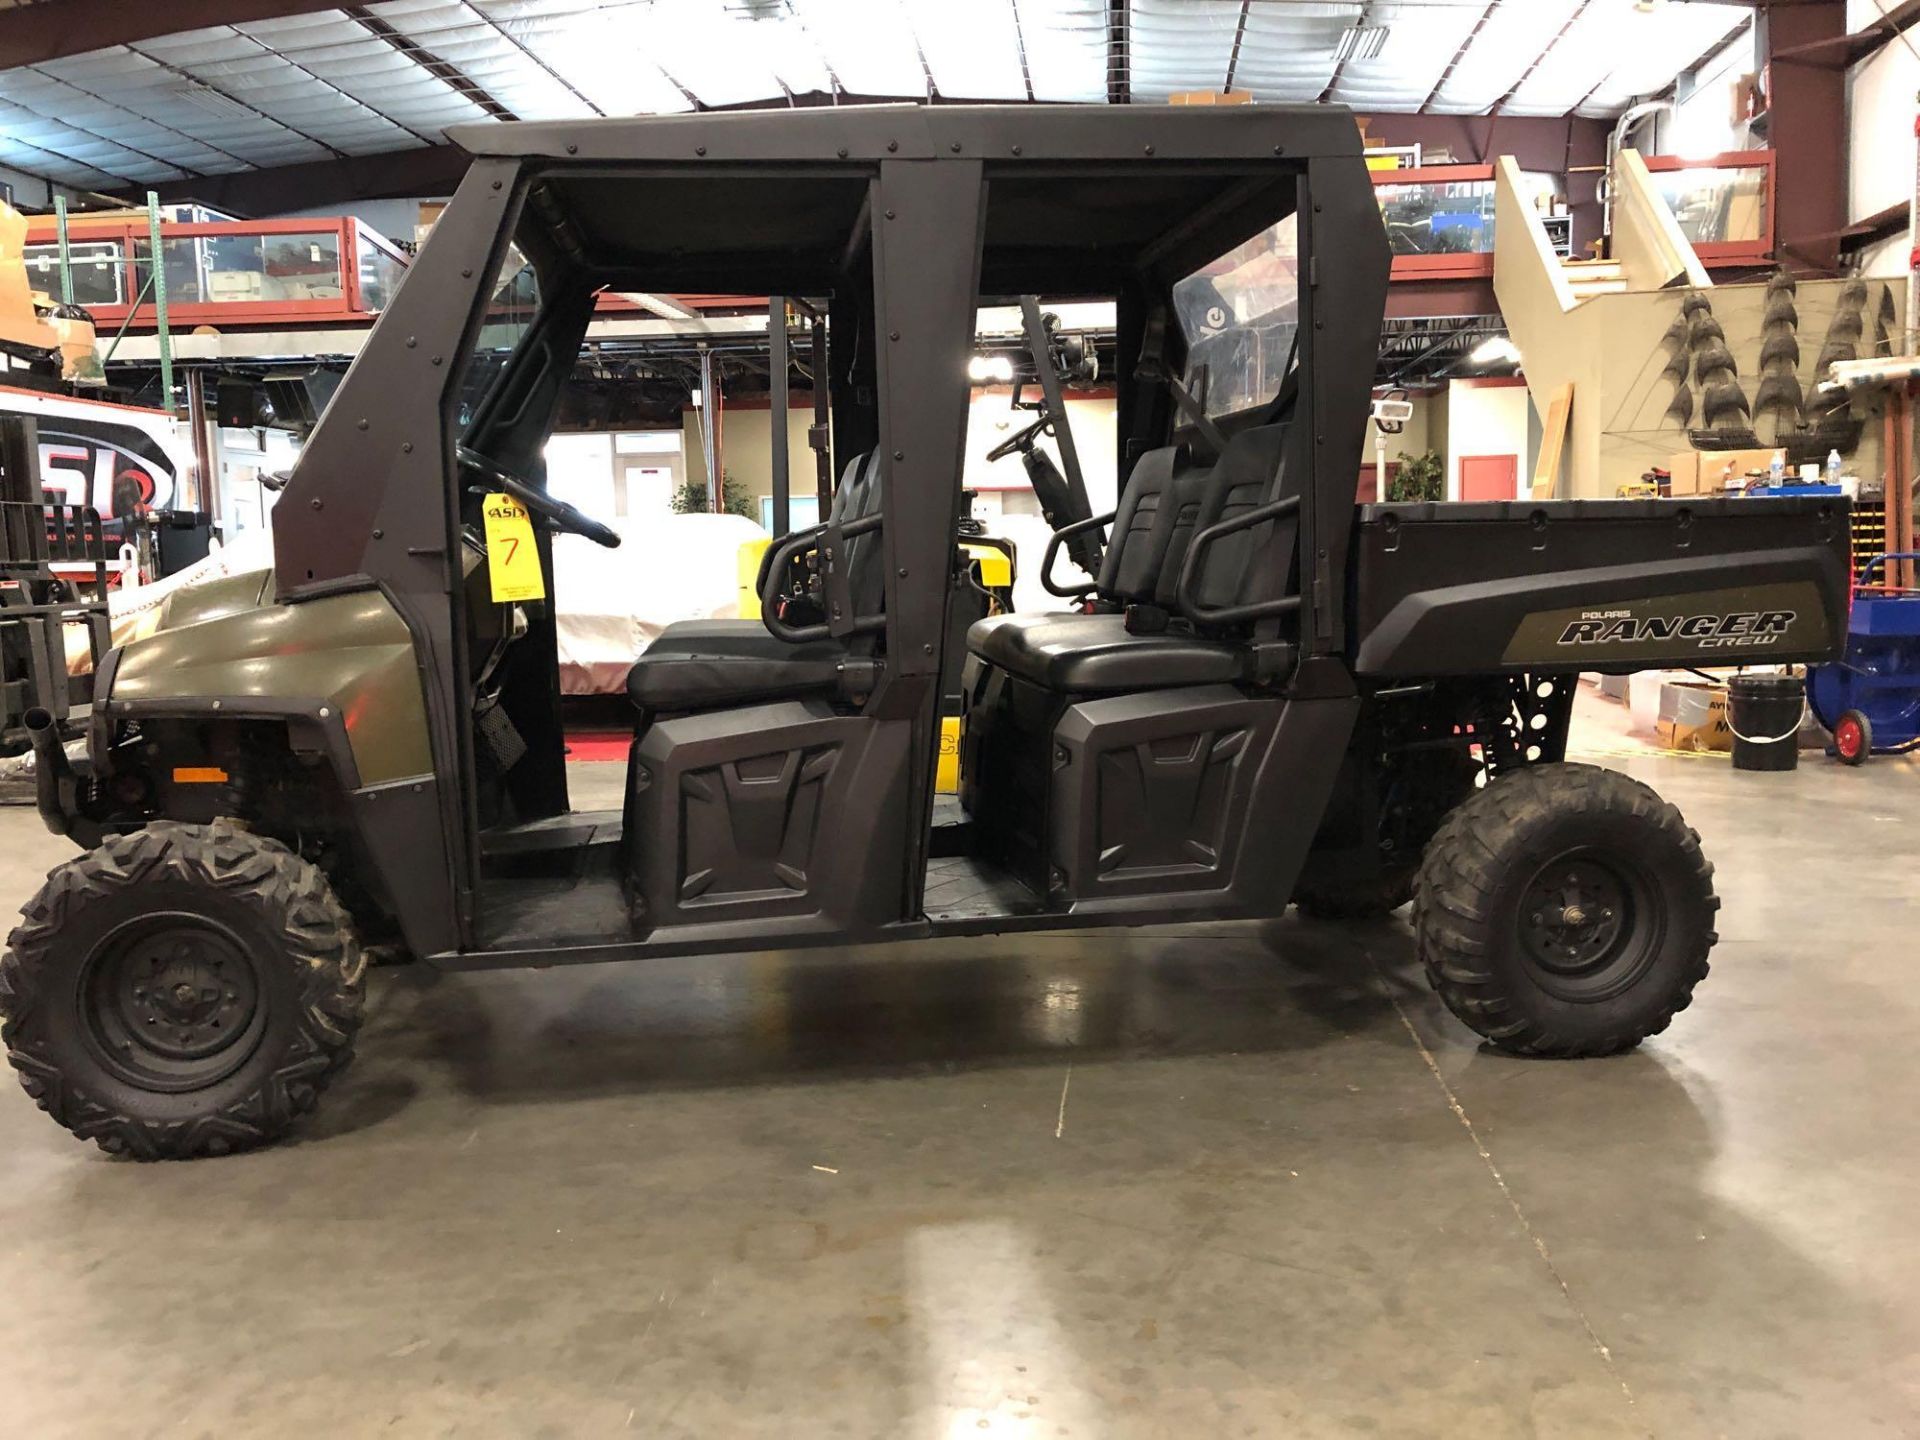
[{"xmin": 965, "ymin": 422, "xmax": 1295, "ymax": 694}]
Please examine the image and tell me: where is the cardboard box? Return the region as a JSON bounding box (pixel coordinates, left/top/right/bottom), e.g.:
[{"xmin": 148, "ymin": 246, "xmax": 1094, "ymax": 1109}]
[
  {"xmin": 1656, "ymin": 681, "xmax": 1731, "ymax": 753},
  {"xmin": 1168, "ymin": 89, "xmax": 1252, "ymax": 106},
  {"xmin": 1666, "ymin": 450, "xmax": 1701, "ymax": 495},
  {"xmin": 1669, "ymin": 448, "xmax": 1784, "ymax": 495}
]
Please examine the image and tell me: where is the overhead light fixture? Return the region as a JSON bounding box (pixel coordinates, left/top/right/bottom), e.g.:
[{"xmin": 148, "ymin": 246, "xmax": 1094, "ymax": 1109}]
[
  {"xmin": 170, "ymin": 81, "xmax": 252, "ymax": 120},
  {"xmin": 1335, "ymin": 24, "xmax": 1390, "ymax": 64},
  {"xmin": 968, "ymin": 355, "xmax": 1015, "ymax": 384},
  {"xmin": 1470, "ymin": 336, "xmax": 1520, "ymax": 366}
]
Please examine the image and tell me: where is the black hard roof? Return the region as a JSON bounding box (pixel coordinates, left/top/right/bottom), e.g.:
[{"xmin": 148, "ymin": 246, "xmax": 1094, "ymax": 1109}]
[
  {"xmin": 450, "ymin": 102, "xmax": 1363, "ymax": 167},
  {"xmin": 478, "ymin": 105, "xmax": 1344, "ymax": 298}
]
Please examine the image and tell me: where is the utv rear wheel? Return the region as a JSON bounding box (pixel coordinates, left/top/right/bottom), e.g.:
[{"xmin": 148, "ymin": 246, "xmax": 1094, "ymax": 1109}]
[
  {"xmin": 0, "ymin": 820, "xmax": 366, "ymax": 1158},
  {"xmin": 1414, "ymin": 763, "xmax": 1717, "ymax": 1058}
]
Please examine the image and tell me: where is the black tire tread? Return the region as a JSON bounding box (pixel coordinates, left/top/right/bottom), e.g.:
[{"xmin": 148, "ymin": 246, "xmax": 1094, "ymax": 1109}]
[
  {"xmin": 1413, "ymin": 762, "xmax": 1718, "ymax": 1058},
  {"xmin": 0, "ymin": 819, "xmax": 365, "ymax": 1159}
]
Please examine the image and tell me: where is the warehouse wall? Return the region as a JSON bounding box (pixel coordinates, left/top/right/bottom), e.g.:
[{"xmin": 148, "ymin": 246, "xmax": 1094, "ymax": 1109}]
[
  {"xmin": 1844, "ymin": 19, "xmax": 1920, "ymax": 295},
  {"xmin": 1656, "ymin": 25, "xmax": 1758, "ymax": 158},
  {"xmin": 1444, "ymin": 379, "xmax": 1530, "ymax": 500},
  {"xmin": 1846, "ymin": 35, "xmax": 1917, "ymax": 230},
  {"xmin": 677, "ymin": 393, "xmax": 1119, "ymax": 505}
]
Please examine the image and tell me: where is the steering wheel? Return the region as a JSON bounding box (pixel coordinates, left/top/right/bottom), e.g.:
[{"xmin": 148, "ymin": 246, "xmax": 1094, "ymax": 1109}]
[
  {"xmin": 457, "ymin": 444, "xmax": 621, "ymax": 549},
  {"xmin": 986, "ymin": 412, "xmax": 1052, "ymax": 463}
]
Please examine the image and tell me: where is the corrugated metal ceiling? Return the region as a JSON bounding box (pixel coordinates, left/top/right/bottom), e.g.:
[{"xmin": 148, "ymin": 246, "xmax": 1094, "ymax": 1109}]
[{"xmin": 0, "ymin": 0, "xmax": 1749, "ymax": 192}]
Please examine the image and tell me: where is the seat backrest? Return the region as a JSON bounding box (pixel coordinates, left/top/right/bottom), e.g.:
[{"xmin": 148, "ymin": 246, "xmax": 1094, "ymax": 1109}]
[
  {"xmin": 829, "ymin": 449, "xmax": 886, "ymax": 620},
  {"xmin": 1094, "ymin": 446, "xmax": 1178, "ymax": 602},
  {"xmin": 1163, "ymin": 422, "xmax": 1296, "ymax": 618},
  {"xmin": 1091, "ymin": 440, "xmax": 1227, "ymax": 609}
]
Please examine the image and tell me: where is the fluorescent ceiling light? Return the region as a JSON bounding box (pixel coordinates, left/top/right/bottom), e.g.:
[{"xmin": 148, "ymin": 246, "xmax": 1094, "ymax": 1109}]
[
  {"xmin": 1335, "ymin": 24, "xmax": 1390, "ymax": 63},
  {"xmin": 968, "ymin": 355, "xmax": 1015, "ymax": 384},
  {"xmin": 171, "ymin": 82, "xmax": 253, "ymax": 120},
  {"xmin": 1470, "ymin": 336, "xmax": 1520, "ymax": 366}
]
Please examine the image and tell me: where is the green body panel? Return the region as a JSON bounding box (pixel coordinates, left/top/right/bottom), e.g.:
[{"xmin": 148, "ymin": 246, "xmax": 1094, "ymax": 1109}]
[
  {"xmin": 155, "ymin": 568, "xmax": 275, "ymax": 632},
  {"xmin": 112, "ymin": 587, "xmax": 433, "ymax": 785}
]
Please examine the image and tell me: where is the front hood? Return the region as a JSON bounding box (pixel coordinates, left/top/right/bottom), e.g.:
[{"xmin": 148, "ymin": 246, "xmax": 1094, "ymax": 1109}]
[
  {"xmin": 108, "ymin": 586, "xmax": 433, "ymax": 785},
  {"xmin": 155, "ymin": 567, "xmax": 275, "ymax": 632}
]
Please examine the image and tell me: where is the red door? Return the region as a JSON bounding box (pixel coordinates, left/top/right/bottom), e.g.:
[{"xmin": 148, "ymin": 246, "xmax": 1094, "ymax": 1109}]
[{"xmin": 1459, "ymin": 453, "xmax": 1519, "ymax": 501}]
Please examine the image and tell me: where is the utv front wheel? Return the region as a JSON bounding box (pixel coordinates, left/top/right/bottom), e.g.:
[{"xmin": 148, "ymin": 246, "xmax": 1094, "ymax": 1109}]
[
  {"xmin": 0, "ymin": 820, "xmax": 366, "ymax": 1158},
  {"xmin": 1415, "ymin": 763, "xmax": 1717, "ymax": 1057}
]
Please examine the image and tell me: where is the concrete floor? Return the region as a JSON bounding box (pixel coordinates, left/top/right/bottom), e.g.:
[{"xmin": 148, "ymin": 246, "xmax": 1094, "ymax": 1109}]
[{"xmin": 1, "ymin": 702, "xmax": 1916, "ymax": 1438}]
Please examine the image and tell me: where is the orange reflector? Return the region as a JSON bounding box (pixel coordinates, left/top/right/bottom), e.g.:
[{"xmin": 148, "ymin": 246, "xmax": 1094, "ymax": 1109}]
[{"xmin": 172, "ymin": 766, "xmax": 228, "ymax": 784}]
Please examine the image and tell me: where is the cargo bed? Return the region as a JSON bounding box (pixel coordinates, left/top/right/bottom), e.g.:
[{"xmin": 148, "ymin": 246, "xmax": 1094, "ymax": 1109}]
[{"xmin": 1348, "ymin": 496, "xmax": 1852, "ymax": 677}]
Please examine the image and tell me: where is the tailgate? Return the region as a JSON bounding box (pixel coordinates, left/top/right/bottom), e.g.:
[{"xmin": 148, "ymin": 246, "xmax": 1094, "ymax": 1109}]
[{"xmin": 1348, "ymin": 496, "xmax": 1852, "ymax": 677}]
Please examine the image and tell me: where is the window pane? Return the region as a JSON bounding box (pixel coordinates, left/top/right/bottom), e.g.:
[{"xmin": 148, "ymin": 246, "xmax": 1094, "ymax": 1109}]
[
  {"xmin": 203, "ymin": 233, "xmax": 268, "ymax": 303},
  {"xmin": 22, "ymin": 241, "xmax": 124, "ymax": 307},
  {"xmin": 357, "ymin": 243, "xmax": 406, "ymax": 313},
  {"xmin": 131, "ymin": 237, "xmax": 208, "ymax": 305},
  {"xmin": 260, "ymin": 231, "xmax": 344, "ymax": 301},
  {"xmin": 1172, "ymin": 213, "xmax": 1299, "ymax": 419},
  {"xmin": 455, "ymin": 242, "xmax": 542, "ymax": 430},
  {"xmin": 1651, "ymin": 165, "xmax": 1767, "ymax": 245},
  {"xmin": 1376, "ymin": 178, "xmax": 1497, "ymax": 256}
]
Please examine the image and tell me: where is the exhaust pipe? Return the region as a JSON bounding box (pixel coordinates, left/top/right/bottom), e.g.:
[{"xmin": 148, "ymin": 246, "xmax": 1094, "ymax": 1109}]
[{"xmin": 23, "ymin": 707, "xmax": 80, "ymax": 841}]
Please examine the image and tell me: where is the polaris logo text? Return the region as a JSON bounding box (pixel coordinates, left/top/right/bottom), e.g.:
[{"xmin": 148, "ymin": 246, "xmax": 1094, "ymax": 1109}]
[{"xmin": 1556, "ymin": 609, "xmax": 1795, "ymax": 650}]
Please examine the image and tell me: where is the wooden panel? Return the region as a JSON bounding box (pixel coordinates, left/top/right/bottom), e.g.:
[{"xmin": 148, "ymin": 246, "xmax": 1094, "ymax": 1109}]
[{"xmin": 1532, "ymin": 382, "xmax": 1572, "ymax": 499}]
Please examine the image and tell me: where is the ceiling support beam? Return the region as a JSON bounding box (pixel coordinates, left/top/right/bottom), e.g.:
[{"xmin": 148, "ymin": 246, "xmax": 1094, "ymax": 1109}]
[
  {"xmin": 125, "ymin": 39, "xmax": 349, "ymax": 161},
  {"xmin": 1418, "ymin": 1, "xmax": 1496, "ymax": 114},
  {"xmin": 1492, "ymin": 0, "xmax": 1594, "ymax": 115},
  {"xmin": 344, "ymin": 7, "xmax": 519, "ymax": 122},
  {"xmin": 1760, "ymin": 0, "xmax": 1848, "ymax": 274},
  {"xmin": 1011, "ymin": 0, "xmax": 1037, "ymax": 103},
  {"xmin": 120, "ymin": 143, "xmax": 469, "ymax": 218},
  {"xmin": 1224, "ymin": 0, "xmax": 1252, "ymax": 93}
]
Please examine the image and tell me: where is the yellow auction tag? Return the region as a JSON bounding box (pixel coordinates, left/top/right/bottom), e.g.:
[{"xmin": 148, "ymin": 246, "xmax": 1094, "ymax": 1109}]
[{"xmin": 481, "ymin": 493, "xmax": 546, "ymax": 603}]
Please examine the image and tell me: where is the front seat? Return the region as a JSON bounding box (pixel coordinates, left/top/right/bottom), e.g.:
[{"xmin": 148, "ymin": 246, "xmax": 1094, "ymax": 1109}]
[
  {"xmin": 965, "ymin": 423, "xmax": 1296, "ymax": 694},
  {"xmin": 625, "ymin": 451, "xmax": 883, "ymax": 713}
]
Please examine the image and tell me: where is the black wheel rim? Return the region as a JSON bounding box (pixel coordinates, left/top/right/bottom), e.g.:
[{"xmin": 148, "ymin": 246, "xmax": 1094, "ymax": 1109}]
[
  {"xmin": 78, "ymin": 913, "xmax": 267, "ymax": 1093},
  {"xmin": 1515, "ymin": 850, "xmax": 1662, "ymax": 1003}
]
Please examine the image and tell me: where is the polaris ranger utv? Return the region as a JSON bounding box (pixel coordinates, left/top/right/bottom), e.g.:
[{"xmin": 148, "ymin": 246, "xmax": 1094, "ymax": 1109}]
[{"xmin": 4, "ymin": 106, "xmax": 1850, "ymax": 1158}]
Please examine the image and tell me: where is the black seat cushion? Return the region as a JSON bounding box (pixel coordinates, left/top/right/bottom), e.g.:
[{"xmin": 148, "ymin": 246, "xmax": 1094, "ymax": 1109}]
[
  {"xmin": 626, "ymin": 646, "xmax": 849, "ymax": 711},
  {"xmin": 969, "ymin": 612, "xmax": 1245, "ymax": 693},
  {"xmin": 641, "ymin": 618, "xmax": 842, "ymax": 662}
]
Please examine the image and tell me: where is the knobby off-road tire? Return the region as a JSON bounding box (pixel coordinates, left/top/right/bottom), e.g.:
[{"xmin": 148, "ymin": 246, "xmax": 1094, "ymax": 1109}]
[
  {"xmin": 1414, "ymin": 762, "xmax": 1718, "ymax": 1058},
  {"xmin": 0, "ymin": 819, "xmax": 366, "ymax": 1158}
]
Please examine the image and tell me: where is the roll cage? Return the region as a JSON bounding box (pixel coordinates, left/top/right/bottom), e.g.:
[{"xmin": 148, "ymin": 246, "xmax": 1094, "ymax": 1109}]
[{"xmin": 267, "ymin": 104, "xmax": 1389, "ymax": 959}]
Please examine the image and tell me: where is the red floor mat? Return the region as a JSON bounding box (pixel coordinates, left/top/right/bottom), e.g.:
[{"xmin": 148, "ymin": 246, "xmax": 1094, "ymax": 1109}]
[{"xmin": 563, "ymin": 730, "xmax": 630, "ymax": 763}]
